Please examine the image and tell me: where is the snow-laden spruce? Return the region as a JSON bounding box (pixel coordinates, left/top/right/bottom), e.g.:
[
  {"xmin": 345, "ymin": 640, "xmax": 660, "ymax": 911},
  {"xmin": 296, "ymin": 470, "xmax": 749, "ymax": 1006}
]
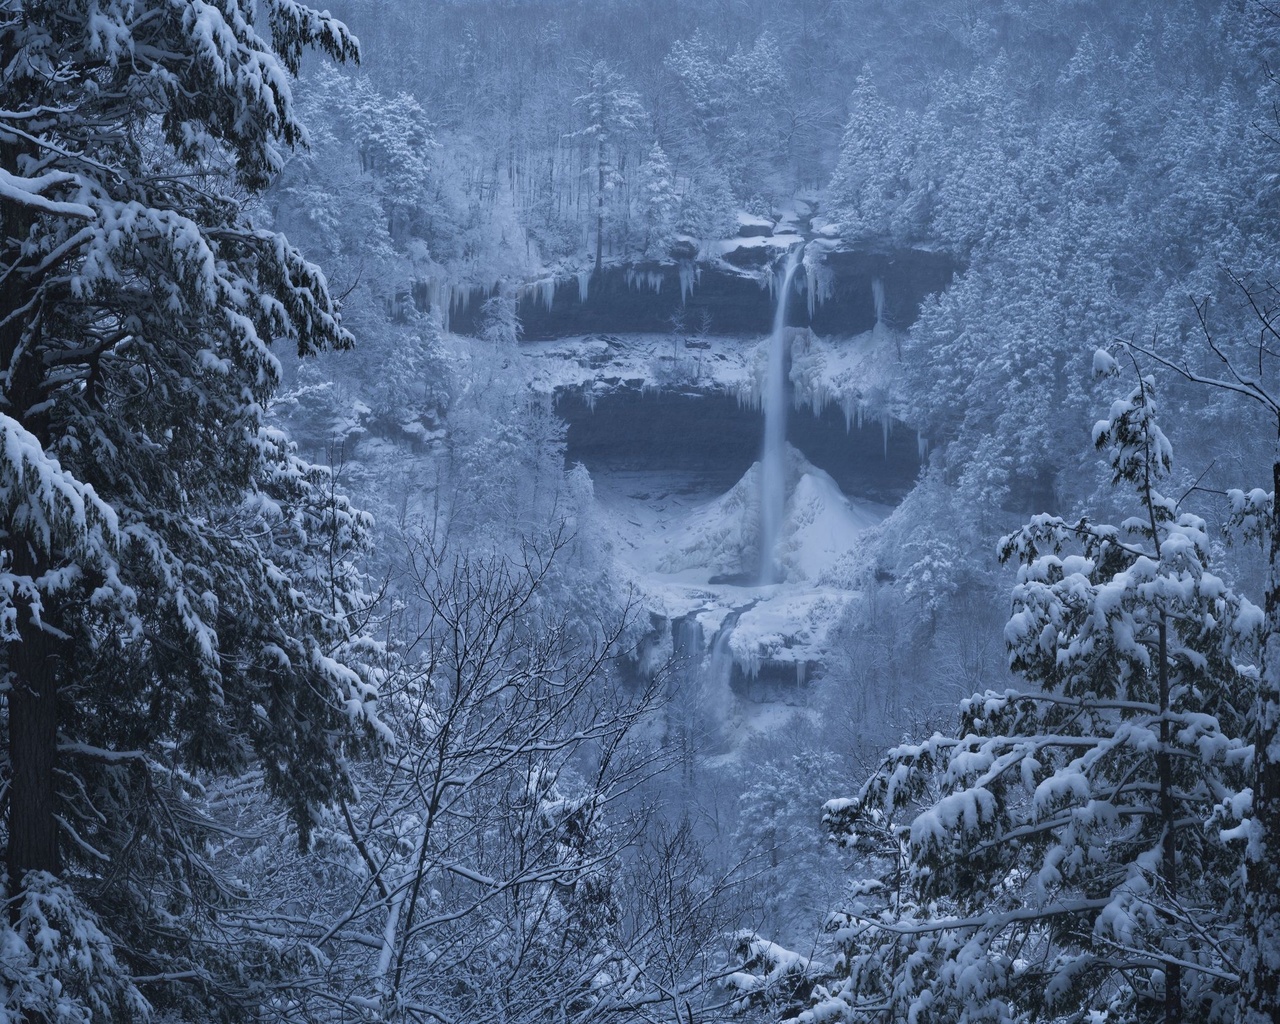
[
  {"xmin": 0, "ymin": 3, "xmax": 384, "ymax": 1020},
  {"xmin": 730, "ymin": 368, "xmax": 1262, "ymax": 1023}
]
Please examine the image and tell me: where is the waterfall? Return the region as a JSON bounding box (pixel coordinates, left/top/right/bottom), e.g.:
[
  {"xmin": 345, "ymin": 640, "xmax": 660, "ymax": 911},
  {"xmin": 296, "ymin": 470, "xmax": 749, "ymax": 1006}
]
[
  {"xmin": 759, "ymin": 246, "xmax": 803, "ymax": 585},
  {"xmin": 708, "ymin": 624, "xmax": 735, "ymax": 695},
  {"xmin": 707, "ymin": 607, "xmax": 748, "ymax": 698}
]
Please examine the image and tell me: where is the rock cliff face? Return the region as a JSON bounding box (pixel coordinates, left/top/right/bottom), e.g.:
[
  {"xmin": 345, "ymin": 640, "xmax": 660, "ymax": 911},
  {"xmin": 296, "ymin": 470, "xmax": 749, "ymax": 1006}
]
[
  {"xmin": 558, "ymin": 389, "xmax": 921, "ymax": 505},
  {"xmin": 433, "ymin": 246, "xmax": 954, "ymax": 339}
]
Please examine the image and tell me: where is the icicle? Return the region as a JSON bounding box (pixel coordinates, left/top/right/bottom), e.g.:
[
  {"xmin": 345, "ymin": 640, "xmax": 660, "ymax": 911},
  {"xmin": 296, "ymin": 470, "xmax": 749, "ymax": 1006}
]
[
  {"xmin": 871, "ymin": 277, "xmax": 886, "ymax": 327},
  {"xmin": 419, "ymin": 279, "xmax": 441, "ymax": 331},
  {"xmin": 513, "ymin": 278, "xmax": 539, "ymax": 311},
  {"xmin": 678, "ymin": 261, "xmax": 699, "ymax": 304},
  {"xmin": 882, "ymin": 411, "xmax": 891, "ymax": 459},
  {"xmin": 438, "ymin": 281, "xmax": 457, "ymax": 333},
  {"xmin": 758, "ymin": 267, "xmax": 776, "ymax": 300},
  {"xmin": 577, "ymin": 270, "xmax": 591, "ymax": 303},
  {"xmin": 803, "ymin": 253, "xmax": 834, "ymax": 320},
  {"xmin": 625, "ymin": 268, "xmax": 664, "ymax": 294},
  {"xmin": 522, "ymin": 278, "xmax": 553, "ymax": 311}
]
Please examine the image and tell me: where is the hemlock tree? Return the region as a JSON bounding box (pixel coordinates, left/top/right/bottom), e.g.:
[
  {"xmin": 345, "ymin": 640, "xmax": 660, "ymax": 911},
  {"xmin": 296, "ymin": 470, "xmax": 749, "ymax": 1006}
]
[
  {"xmin": 571, "ymin": 60, "xmax": 645, "ymax": 275},
  {"xmin": 825, "ymin": 74, "xmax": 924, "ymax": 244},
  {"xmin": 783, "ymin": 368, "xmax": 1261, "ymax": 1024},
  {"xmin": 293, "ymin": 64, "xmax": 454, "ymax": 253},
  {"xmin": 0, "ymin": 1, "xmax": 381, "ymax": 1018},
  {"xmin": 1132, "ymin": 287, "xmax": 1280, "ymax": 1024},
  {"xmin": 635, "ymin": 141, "xmax": 679, "ymax": 261},
  {"xmin": 479, "ymin": 290, "xmax": 522, "ymax": 347}
]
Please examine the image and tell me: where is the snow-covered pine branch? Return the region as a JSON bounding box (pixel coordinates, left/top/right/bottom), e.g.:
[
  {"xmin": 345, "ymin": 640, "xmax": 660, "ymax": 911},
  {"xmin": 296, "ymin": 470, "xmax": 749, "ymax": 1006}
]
[
  {"xmin": 783, "ymin": 374, "xmax": 1261, "ymax": 1024},
  {"xmin": 1, "ymin": 2, "xmax": 383, "ymax": 1020}
]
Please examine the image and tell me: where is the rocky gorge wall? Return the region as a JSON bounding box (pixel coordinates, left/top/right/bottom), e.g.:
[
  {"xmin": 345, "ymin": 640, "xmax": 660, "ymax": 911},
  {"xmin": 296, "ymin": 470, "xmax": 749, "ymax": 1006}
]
[
  {"xmin": 423, "ymin": 245, "xmax": 955, "ymax": 340},
  {"xmin": 557, "ymin": 388, "xmax": 922, "ymax": 505}
]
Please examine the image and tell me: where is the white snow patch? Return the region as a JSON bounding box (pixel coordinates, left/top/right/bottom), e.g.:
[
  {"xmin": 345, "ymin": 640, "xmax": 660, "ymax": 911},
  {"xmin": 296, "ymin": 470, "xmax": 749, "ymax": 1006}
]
[
  {"xmin": 736, "ymin": 211, "xmax": 776, "ymax": 234},
  {"xmin": 711, "ymin": 233, "xmax": 804, "ymax": 261},
  {"xmin": 777, "ymin": 468, "xmax": 886, "ymax": 582},
  {"xmin": 592, "ymin": 448, "xmax": 885, "ymax": 587},
  {"xmin": 787, "ymin": 327, "xmax": 901, "ymax": 422},
  {"xmin": 518, "ymin": 332, "xmax": 755, "ymax": 399},
  {"xmin": 772, "ymin": 198, "xmax": 814, "ymax": 235},
  {"xmin": 727, "ymin": 588, "xmax": 856, "ymax": 677}
]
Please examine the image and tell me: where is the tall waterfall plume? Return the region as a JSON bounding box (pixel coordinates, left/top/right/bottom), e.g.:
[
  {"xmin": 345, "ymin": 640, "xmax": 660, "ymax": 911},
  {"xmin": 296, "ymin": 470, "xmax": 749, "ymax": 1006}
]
[{"xmin": 759, "ymin": 245, "xmax": 804, "ymax": 584}]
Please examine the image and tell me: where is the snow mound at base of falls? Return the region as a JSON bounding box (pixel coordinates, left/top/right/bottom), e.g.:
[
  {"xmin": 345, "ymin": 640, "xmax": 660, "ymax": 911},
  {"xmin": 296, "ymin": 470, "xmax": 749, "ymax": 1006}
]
[
  {"xmin": 653, "ymin": 445, "xmax": 885, "ymax": 582},
  {"xmin": 652, "ymin": 462, "xmax": 762, "ymax": 578},
  {"xmin": 776, "ymin": 465, "xmax": 885, "ymax": 582}
]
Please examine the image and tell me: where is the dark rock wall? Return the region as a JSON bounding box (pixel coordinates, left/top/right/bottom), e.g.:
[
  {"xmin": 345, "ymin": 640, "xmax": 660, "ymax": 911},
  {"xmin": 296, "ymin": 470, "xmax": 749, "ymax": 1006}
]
[
  {"xmin": 434, "ymin": 248, "xmax": 955, "ymax": 340},
  {"xmin": 812, "ymin": 250, "xmax": 953, "ymax": 334},
  {"xmin": 558, "ymin": 388, "xmax": 922, "ymax": 503}
]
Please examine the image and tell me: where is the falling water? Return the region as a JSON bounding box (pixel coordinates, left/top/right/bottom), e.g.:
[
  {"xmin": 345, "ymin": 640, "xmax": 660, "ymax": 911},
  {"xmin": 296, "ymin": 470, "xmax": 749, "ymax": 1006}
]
[
  {"xmin": 759, "ymin": 245, "xmax": 804, "ymax": 585},
  {"xmin": 707, "ymin": 623, "xmax": 736, "ymax": 695},
  {"xmin": 871, "ymin": 276, "xmax": 886, "ymax": 329}
]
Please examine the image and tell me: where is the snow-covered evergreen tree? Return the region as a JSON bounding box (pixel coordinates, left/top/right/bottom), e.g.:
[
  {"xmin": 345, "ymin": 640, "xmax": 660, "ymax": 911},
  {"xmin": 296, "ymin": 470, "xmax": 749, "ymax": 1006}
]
[
  {"xmin": 571, "ymin": 60, "xmax": 646, "ymax": 273},
  {"xmin": 0, "ymin": 2, "xmax": 382, "ymax": 1018},
  {"xmin": 635, "ymin": 141, "xmax": 679, "ymax": 260},
  {"xmin": 778, "ymin": 369, "xmax": 1261, "ymax": 1024},
  {"xmin": 664, "ymin": 28, "xmax": 790, "ymax": 203},
  {"xmin": 479, "ymin": 289, "xmax": 522, "ymax": 347},
  {"xmin": 825, "ymin": 74, "xmax": 922, "ymax": 243},
  {"xmin": 1132, "ymin": 282, "xmax": 1280, "ymax": 1024}
]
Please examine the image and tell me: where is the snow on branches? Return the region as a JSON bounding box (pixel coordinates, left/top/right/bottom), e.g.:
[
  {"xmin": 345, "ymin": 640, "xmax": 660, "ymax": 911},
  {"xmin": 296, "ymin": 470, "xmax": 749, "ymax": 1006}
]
[
  {"xmin": 793, "ymin": 375, "xmax": 1260, "ymax": 1024},
  {"xmin": 1, "ymin": 2, "xmax": 381, "ymax": 1020}
]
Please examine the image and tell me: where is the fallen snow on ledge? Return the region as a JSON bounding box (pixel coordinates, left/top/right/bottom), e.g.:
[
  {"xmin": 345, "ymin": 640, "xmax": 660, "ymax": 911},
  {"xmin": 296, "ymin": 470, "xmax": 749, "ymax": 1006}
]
[{"xmin": 518, "ymin": 326, "xmax": 907, "ymax": 424}]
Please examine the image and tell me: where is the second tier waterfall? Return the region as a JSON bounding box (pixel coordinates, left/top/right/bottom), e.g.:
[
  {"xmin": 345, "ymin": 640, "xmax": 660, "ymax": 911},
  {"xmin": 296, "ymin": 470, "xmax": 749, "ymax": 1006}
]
[{"xmin": 758, "ymin": 246, "xmax": 803, "ymax": 584}]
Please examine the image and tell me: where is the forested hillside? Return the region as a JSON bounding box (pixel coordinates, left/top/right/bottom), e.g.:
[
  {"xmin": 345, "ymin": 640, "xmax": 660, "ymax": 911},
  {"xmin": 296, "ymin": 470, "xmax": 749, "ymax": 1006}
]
[{"xmin": 3, "ymin": 2, "xmax": 1280, "ymax": 1023}]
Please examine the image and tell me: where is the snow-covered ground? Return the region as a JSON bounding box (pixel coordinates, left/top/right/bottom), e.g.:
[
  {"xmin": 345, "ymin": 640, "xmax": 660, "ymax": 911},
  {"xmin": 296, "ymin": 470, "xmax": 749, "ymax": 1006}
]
[
  {"xmin": 593, "ymin": 446, "xmax": 886, "ymax": 583},
  {"xmin": 521, "ymin": 332, "xmax": 756, "ymax": 400}
]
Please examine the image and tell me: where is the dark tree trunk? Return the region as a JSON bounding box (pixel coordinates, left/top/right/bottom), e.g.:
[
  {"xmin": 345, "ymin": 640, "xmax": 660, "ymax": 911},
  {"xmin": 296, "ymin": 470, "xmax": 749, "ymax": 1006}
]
[
  {"xmin": 1, "ymin": 121, "xmax": 60, "ymax": 899},
  {"xmin": 1156, "ymin": 616, "xmax": 1181, "ymax": 1024},
  {"xmin": 1240, "ymin": 453, "xmax": 1280, "ymax": 1024},
  {"xmin": 6, "ymin": 599, "xmax": 60, "ymax": 889},
  {"xmin": 595, "ymin": 140, "xmax": 604, "ymax": 276}
]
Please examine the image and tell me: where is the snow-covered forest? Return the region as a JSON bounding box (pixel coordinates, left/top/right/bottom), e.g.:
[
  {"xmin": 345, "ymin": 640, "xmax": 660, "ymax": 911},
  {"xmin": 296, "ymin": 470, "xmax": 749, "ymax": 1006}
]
[{"xmin": 4, "ymin": 1, "xmax": 1280, "ymax": 1022}]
